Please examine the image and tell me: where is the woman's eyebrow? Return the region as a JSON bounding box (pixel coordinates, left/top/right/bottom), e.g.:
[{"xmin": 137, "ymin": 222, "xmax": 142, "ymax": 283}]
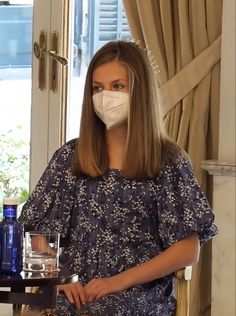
[
  {"xmin": 111, "ymin": 79, "xmax": 128, "ymax": 83},
  {"xmin": 92, "ymin": 79, "xmax": 127, "ymax": 84}
]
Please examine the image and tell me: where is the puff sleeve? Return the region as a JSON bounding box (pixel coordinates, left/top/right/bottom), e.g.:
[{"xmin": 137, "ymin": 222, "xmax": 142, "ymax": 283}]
[
  {"xmin": 18, "ymin": 139, "xmax": 77, "ymax": 244},
  {"xmin": 157, "ymin": 150, "xmax": 218, "ymax": 248}
]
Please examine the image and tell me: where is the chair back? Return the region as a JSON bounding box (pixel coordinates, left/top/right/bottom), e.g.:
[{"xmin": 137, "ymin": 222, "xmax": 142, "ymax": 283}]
[{"xmin": 175, "ymin": 266, "xmax": 192, "ymax": 316}]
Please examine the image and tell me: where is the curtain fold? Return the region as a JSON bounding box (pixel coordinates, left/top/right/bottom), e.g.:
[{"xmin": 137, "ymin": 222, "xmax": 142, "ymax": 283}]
[
  {"xmin": 158, "ymin": 36, "xmax": 221, "ymax": 117},
  {"xmin": 123, "ymin": 1, "xmax": 223, "ymax": 315}
]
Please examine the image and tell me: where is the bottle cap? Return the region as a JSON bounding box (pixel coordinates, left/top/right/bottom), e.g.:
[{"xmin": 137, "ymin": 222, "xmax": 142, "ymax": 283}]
[{"xmin": 3, "ymin": 197, "xmax": 19, "ymax": 205}]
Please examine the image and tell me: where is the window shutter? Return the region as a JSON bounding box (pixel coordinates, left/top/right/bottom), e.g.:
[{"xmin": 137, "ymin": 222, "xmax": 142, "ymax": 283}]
[{"xmin": 89, "ymin": 0, "xmax": 131, "ymax": 58}]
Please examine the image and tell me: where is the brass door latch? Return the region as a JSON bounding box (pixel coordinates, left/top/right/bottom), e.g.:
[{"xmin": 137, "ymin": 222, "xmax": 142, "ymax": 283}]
[{"xmin": 34, "ymin": 31, "xmax": 68, "ymax": 91}]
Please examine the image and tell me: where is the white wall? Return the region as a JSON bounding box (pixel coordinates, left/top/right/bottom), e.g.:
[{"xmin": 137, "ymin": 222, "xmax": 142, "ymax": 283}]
[{"xmin": 211, "ymin": 0, "xmax": 236, "ymax": 315}]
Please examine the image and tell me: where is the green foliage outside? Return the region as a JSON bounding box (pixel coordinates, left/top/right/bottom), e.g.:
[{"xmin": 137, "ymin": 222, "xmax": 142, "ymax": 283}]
[{"xmin": 0, "ymin": 126, "xmax": 29, "ymax": 218}]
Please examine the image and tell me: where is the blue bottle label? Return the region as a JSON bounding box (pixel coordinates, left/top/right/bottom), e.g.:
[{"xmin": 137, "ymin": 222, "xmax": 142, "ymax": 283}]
[
  {"xmin": 0, "ymin": 221, "xmax": 23, "ymax": 274},
  {"xmin": 3, "ymin": 206, "xmax": 17, "ymax": 218}
]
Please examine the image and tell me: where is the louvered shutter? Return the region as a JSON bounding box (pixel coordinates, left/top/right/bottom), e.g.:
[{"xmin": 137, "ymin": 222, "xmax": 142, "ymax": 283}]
[{"xmin": 88, "ymin": 0, "xmax": 131, "ymax": 58}]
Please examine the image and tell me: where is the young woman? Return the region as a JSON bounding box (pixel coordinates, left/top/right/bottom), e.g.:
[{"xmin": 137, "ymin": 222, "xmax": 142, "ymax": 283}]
[{"xmin": 19, "ymin": 41, "xmax": 218, "ymax": 316}]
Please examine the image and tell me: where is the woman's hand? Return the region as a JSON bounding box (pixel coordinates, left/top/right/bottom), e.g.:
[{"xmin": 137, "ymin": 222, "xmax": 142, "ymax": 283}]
[
  {"xmin": 85, "ymin": 275, "xmax": 127, "ymax": 302},
  {"xmin": 85, "ymin": 234, "xmax": 199, "ymax": 303},
  {"xmin": 58, "ymin": 281, "xmax": 87, "ymax": 310},
  {"xmin": 31, "ymin": 235, "xmax": 56, "ymax": 255}
]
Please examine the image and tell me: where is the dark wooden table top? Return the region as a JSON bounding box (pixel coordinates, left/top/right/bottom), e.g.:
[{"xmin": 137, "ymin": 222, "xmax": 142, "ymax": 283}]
[{"xmin": 0, "ymin": 270, "xmax": 79, "ymax": 287}]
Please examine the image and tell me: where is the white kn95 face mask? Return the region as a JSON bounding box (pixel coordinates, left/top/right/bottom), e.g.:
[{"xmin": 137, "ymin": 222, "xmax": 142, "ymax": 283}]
[{"xmin": 92, "ymin": 90, "xmax": 129, "ymax": 129}]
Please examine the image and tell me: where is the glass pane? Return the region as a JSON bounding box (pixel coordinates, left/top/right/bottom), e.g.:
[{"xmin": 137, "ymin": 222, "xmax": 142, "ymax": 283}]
[
  {"xmin": 0, "ymin": 0, "xmax": 33, "ymax": 217},
  {"xmin": 66, "ymin": 0, "xmax": 131, "ymax": 141}
]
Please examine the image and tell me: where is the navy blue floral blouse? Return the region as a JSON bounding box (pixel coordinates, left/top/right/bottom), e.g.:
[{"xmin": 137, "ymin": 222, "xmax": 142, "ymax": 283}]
[{"xmin": 19, "ymin": 138, "xmax": 218, "ymax": 316}]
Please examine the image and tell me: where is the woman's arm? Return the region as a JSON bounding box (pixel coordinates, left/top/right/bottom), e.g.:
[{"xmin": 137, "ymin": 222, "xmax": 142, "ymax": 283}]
[
  {"xmin": 30, "ymin": 235, "xmax": 56, "ymax": 255},
  {"xmin": 85, "ymin": 233, "xmax": 199, "ymax": 301},
  {"xmin": 117, "ymin": 232, "xmax": 199, "ymax": 287}
]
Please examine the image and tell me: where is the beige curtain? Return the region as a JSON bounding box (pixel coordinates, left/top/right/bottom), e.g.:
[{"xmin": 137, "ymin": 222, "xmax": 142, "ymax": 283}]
[{"xmin": 123, "ymin": 1, "xmax": 222, "ymax": 315}]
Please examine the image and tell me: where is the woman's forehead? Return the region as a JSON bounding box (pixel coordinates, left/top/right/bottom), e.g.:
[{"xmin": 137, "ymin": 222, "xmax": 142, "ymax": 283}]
[{"xmin": 92, "ymin": 60, "xmax": 128, "ymax": 81}]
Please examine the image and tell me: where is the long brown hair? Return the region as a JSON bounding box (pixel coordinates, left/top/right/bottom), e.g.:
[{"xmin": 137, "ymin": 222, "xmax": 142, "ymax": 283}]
[{"xmin": 73, "ymin": 41, "xmax": 171, "ymax": 179}]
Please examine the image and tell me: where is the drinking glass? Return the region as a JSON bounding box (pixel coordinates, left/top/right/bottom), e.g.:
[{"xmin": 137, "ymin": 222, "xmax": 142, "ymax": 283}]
[{"xmin": 24, "ymin": 231, "xmax": 60, "ymax": 272}]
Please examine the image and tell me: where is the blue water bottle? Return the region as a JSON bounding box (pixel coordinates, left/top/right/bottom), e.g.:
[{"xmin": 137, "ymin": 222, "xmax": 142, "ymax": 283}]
[{"xmin": 0, "ymin": 198, "xmax": 24, "ymax": 274}]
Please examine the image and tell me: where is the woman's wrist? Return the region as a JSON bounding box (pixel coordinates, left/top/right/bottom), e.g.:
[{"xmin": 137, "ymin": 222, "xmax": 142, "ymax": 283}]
[{"xmin": 112, "ymin": 268, "xmax": 139, "ymax": 291}]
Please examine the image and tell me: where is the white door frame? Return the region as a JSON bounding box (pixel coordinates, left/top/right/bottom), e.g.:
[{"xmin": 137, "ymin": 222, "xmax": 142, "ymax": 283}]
[{"xmin": 30, "ymin": 0, "xmax": 71, "ymax": 191}]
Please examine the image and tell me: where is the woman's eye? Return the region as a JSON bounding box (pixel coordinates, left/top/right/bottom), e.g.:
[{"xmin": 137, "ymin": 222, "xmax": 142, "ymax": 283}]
[
  {"xmin": 113, "ymin": 83, "xmax": 125, "ymax": 90},
  {"xmin": 92, "ymin": 86, "xmax": 102, "ymax": 93}
]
